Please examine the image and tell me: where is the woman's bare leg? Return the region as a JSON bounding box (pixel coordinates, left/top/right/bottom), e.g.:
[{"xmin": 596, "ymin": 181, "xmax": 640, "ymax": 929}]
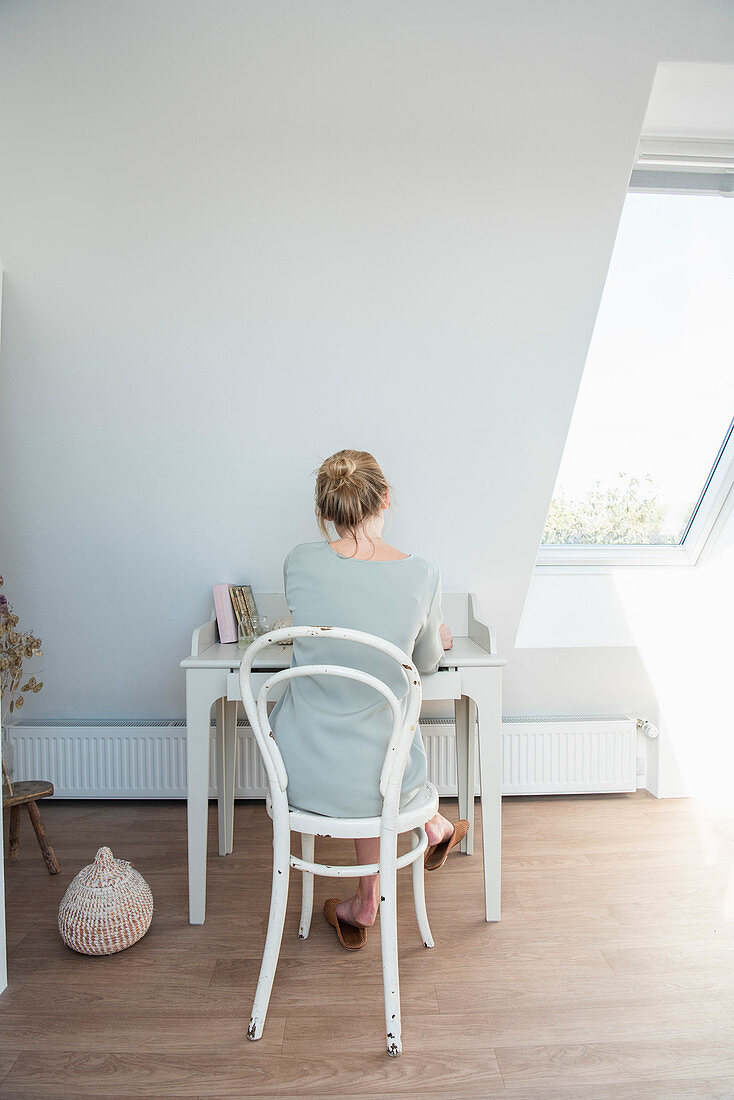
[
  {"xmin": 336, "ymin": 812, "xmax": 455, "ymax": 928},
  {"xmin": 336, "ymin": 837, "xmax": 380, "ymax": 927}
]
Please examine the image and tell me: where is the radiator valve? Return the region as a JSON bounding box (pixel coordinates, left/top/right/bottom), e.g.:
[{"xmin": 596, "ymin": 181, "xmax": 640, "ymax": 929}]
[{"xmin": 636, "ymin": 718, "xmax": 659, "ymax": 739}]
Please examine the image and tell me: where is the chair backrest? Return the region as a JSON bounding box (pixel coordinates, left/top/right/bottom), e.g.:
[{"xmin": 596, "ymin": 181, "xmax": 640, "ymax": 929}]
[{"xmin": 238, "ymin": 626, "xmax": 422, "ymax": 821}]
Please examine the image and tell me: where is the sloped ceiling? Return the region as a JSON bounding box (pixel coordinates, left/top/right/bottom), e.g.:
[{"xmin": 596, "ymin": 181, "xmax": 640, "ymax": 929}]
[{"xmin": 643, "ymin": 62, "xmax": 734, "ymax": 137}]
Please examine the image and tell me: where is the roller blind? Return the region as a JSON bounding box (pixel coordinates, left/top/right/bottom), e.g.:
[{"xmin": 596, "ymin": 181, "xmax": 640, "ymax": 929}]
[{"xmin": 631, "ymin": 137, "xmax": 734, "ymax": 196}]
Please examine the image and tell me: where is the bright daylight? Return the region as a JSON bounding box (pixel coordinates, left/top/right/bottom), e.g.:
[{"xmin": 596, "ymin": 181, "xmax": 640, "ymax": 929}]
[
  {"xmin": 544, "ymin": 191, "xmax": 734, "ymax": 545},
  {"xmin": 2, "ymin": 10, "xmax": 734, "ymax": 1098}
]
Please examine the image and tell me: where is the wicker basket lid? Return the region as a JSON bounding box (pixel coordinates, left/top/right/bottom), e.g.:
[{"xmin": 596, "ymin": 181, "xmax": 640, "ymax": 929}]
[
  {"xmin": 58, "ymin": 846, "xmax": 154, "ymax": 956},
  {"xmin": 76, "ymin": 845, "xmax": 133, "ymax": 887}
]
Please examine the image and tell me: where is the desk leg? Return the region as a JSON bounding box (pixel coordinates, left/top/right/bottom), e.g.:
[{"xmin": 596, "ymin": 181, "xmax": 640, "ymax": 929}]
[
  {"xmin": 187, "ymin": 671, "xmax": 215, "ymax": 925},
  {"xmin": 454, "ymin": 696, "xmax": 476, "ymax": 855},
  {"xmin": 464, "ymin": 668, "xmax": 502, "ymax": 922},
  {"xmin": 216, "ymin": 699, "xmax": 238, "ymax": 856}
]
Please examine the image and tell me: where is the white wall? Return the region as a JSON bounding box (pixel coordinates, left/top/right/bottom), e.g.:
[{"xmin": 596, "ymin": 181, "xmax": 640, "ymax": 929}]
[{"xmin": 1, "ymin": 2, "xmax": 734, "ymax": 723}]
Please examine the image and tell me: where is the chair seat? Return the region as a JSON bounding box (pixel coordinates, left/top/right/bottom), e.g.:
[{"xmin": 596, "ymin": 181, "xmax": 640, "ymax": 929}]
[{"xmin": 281, "ymin": 782, "xmax": 439, "ymax": 839}]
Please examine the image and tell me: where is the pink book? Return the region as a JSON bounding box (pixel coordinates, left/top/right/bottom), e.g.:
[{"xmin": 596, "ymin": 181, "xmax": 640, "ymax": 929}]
[{"xmin": 212, "ymin": 584, "xmax": 237, "ymax": 643}]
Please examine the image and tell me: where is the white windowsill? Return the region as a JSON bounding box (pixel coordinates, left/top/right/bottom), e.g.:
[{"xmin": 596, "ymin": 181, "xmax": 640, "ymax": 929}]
[{"xmin": 535, "ymin": 544, "xmax": 693, "ymax": 574}]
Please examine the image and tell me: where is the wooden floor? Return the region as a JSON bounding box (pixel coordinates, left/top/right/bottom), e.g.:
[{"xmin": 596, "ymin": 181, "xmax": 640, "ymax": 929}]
[{"xmin": 2, "ymin": 792, "xmax": 734, "ymax": 1098}]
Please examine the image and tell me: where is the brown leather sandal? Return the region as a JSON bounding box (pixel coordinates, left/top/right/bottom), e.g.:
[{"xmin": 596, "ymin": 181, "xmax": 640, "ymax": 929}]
[
  {"xmin": 424, "ymin": 819, "xmax": 470, "ymax": 871},
  {"xmin": 323, "ymin": 898, "xmax": 368, "ymax": 950}
]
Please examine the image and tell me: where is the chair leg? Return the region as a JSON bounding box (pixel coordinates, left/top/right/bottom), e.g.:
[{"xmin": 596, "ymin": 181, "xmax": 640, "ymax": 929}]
[
  {"xmin": 248, "ymin": 822, "xmax": 291, "ymax": 1041},
  {"xmin": 8, "ymin": 805, "xmax": 20, "ymax": 861},
  {"xmin": 411, "ymin": 829, "xmax": 434, "ymax": 948},
  {"xmin": 379, "ymin": 830, "xmax": 402, "ymax": 1057},
  {"xmin": 26, "ymin": 801, "xmax": 61, "ymax": 875},
  {"xmin": 298, "ymin": 833, "xmax": 315, "ymax": 940}
]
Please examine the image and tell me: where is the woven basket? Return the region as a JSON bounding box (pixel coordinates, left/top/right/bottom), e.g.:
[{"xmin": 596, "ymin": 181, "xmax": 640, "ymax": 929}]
[{"xmin": 58, "ymin": 846, "xmax": 153, "ymax": 955}]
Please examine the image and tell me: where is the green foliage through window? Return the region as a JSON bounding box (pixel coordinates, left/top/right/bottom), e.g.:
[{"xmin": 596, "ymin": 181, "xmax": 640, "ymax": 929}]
[{"xmin": 542, "ymin": 474, "xmax": 679, "ymax": 546}]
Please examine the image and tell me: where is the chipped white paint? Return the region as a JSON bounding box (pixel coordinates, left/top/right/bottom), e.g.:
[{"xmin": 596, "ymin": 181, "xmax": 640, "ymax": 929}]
[{"xmin": 239, "ymin": 625, "xmax": 438, "ymax": 1057}]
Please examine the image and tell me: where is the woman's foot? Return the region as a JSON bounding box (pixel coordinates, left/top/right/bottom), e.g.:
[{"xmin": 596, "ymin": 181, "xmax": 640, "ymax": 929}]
[
  {"xmin": 335, "ymin": 893, "xmax": 379, "ymax": 928},
  {"xmin": 424, "ymin": 813, "xmax": 455, "ymax": 847},
  {"xmin": 324, "ymin": 899, "xmax": 367, "ymax": 949},
  {"xmin": 424, "ymin": 818, "xmax": 470, "ymax": 871}
]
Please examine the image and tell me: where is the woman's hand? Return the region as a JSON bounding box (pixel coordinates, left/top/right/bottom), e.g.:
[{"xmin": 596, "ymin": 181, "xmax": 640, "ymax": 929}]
[{"xmin": 439, "ymin": 623, "xmax": 453, "ymax": 650}]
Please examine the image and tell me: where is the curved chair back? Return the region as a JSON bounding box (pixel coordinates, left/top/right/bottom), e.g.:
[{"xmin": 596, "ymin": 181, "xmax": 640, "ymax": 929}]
[{"xmin": 238, "ymin": 626, "xmax": 422, "ymax": 822}]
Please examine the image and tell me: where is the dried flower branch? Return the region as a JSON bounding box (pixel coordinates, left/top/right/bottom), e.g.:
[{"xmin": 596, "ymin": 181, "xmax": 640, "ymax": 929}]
[{"xmin": 0, "ymin": 575, "xmax": 43, "ymax": 731}]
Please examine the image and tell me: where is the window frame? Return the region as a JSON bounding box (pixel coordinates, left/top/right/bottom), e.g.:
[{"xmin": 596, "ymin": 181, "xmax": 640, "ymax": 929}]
[{"xmin": 537, "ymin": 143, "xmax": 734, "ymax": 573}]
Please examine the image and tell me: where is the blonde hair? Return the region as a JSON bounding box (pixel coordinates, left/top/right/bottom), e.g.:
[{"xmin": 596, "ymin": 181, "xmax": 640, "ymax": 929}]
[{"xmin": 315, "ymin": 449, "xmax": 390, "ymax": 543}]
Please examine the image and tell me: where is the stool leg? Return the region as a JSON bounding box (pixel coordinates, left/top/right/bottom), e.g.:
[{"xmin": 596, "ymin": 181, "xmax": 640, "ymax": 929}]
[
  {"xmin": 8, "ymin": 805, "xmax": 20, "ymax": 861},
  {"xmin": 26, "ymin": 801, "xmax": 61, "ymax": 875}
]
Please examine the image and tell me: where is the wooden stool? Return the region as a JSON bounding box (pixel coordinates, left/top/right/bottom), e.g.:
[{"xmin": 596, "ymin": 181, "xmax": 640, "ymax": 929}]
[{"xmin": 3, "ymin": 778, "xmax": 61, "ymax": 875}]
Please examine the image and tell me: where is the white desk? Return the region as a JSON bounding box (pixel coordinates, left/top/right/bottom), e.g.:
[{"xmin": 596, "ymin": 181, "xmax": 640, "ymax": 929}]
[{"xmin": 181, "ymin": 593, "xmax": 506, "ymax": 925}]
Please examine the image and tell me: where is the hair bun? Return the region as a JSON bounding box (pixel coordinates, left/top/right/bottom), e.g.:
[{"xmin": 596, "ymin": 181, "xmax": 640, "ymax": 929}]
[
  {"xmin": 328, "ymin": 455, "xmax": 357, "ymax": 481},
  {"xmin": 314, "ymin": 450, "xmax": 389, "ymax": 538}
]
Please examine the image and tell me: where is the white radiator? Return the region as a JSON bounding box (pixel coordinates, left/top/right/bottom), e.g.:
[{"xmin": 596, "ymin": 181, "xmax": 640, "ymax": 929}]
[
  {"xmin": 501, "ymin": 715, "xmax": 637, "ymax": 794},
  {"xmin": 7, "ymin": 714, "xmax": 638, "ymax": 798}
]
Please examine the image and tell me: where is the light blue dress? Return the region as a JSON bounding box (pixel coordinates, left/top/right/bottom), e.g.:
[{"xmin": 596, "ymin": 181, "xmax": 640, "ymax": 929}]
[{"xmin": 269, "ymin": 541, "xmax": 444, "ymax": 818}]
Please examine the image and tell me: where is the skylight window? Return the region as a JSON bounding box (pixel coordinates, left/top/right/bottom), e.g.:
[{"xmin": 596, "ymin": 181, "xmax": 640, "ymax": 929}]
[{"xmin": 540, "ymin": 185, "xmax": 734, "ymax": 565}]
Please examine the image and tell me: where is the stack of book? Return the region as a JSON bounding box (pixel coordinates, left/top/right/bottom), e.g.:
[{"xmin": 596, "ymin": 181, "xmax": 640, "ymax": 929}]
[{"xmin": 212, "ymin": 584, "xmax": 261, "ymax": 644}]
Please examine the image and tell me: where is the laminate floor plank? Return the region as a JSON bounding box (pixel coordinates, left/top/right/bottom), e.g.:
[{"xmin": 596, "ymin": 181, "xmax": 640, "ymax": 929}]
[
  {"xmin": 298, "ymin": 1080, "xmax": 734, "ymax": 1100},
  {"xmin": 281, "ymin": 999, "xmax": 730, "ymax": 1053},
  {"xmin": 495, "ymin": 1037, "xmax": 734, "ymax": 1089},
  {"xmin": 0, "ymin": 1053, "xmax": 21, "ymax": 1089},
  {"xmin": 0, "ymin": 1012, "xmax": 285, "ymax": 1053},
  {"xmin": 0, "ymin": 1049, "xmax": 504, "ymax": 1097},
  {"xmin": 436, "ymin": 973, "xmax": 734, "ymax": 1014},
  {"xmin": 603, "ymin": 944, "xmax": 734, "ymax": 976},
  {"xmin": 2, "ymin": 792, "xmax": 734, "ymax": 1098}
]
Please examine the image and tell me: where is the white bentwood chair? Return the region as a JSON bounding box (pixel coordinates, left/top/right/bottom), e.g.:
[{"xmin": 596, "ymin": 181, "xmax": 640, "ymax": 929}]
[{"xmin": 239, "ymin": 625, "xmax": 439, "ymax": 1058}]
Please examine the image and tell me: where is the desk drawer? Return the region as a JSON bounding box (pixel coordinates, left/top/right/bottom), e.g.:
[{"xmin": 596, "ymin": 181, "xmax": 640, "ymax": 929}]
[
  {"xmin": 228, "ymin": 671, "xmax": 283, "ymax": 702},
  {"xmin": 229, "ymin": 669, "xmax": 461, "ymax": 703},
  {"xmin": 421, "ymin": 671, "xmax": 461, "ymax": 700}
]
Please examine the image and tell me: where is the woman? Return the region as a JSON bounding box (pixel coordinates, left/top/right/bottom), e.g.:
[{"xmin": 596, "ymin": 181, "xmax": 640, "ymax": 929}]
[{"xmin": 270, "ymin": 449, "xmax": 469, "ymax": 949}]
